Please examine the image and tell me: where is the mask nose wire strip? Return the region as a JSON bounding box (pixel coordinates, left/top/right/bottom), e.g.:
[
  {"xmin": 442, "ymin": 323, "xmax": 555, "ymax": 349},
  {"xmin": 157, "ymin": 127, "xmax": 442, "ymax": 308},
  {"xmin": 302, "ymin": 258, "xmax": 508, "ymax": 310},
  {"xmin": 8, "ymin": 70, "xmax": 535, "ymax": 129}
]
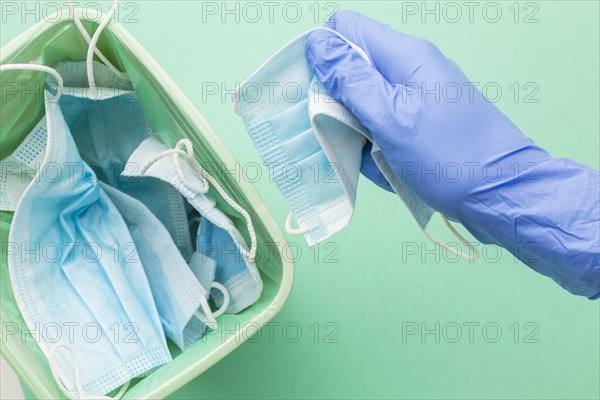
[
  {"xmin": 49, "ymin": 344, "xmax": 130, "ymax": 400},
  {"xmin": 423, "ymin": 214, "xmax": 481, "ymax": 262},
  {"xmin": 66, "ymin": 0, "xmax": 126, "ymax": 79},
  {"xmin": 85, "ymin": 0, "xmax": 119, "ymax": 92},
  {"xmin": 0, "ymin": 64, "xmax": 64, "ymax": 100},
  {"xmin": 138, "ymin": 139, "xmax": 258, "ymax": 264}
]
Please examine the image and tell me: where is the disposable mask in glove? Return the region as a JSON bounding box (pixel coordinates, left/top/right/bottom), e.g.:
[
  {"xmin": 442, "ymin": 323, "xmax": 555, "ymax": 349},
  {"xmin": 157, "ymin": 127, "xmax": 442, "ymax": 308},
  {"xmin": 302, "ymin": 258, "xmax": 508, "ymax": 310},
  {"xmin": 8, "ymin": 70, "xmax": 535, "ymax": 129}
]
[{"xmin": 234, "ymin": 28, "xmax": 478, "ymax": 259}]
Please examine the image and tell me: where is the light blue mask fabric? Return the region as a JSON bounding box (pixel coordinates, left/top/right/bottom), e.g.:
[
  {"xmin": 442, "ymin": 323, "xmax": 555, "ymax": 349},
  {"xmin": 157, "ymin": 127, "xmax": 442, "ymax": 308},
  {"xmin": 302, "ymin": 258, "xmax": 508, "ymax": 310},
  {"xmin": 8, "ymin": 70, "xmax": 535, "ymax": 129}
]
[
  {"xmin": 51, "ymin": 61, "xmax": 215, "ymax": 349},
  {"xmin": 234, "ymin": 28, "xmax": 435, "ymax": 245},
  {"xmin": 188, "ymin": 246, "xmax": 218, "ymax": 294},
  {"xmin": 123, "ymin": 137, "xmax": 263, "ymax": 314},
  {"xmin": 0, "ymin": 120, "xmax": 47, "ymax": 211},
  {"xmin": 57, "ymin": 61, "xmax": 195, "ymax": 261},
  {"xmin": 5, "ymin": 78, "xmax": 171, "ymax": 397},
  {"xmin": 195, "ymin": 215, "xmax": 260, "ymax": 313},
  {"xmin": 100, "ymin": 183, "xmax": 213, "ymax": 350}
]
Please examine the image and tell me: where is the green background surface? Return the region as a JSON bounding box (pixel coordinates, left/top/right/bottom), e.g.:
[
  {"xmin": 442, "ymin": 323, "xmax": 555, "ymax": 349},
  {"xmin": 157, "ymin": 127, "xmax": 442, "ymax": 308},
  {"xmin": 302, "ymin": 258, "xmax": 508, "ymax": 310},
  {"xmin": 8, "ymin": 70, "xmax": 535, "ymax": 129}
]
[{"xmin": 1, "ymin": 1, "xmax": 599, "ymax": 399}]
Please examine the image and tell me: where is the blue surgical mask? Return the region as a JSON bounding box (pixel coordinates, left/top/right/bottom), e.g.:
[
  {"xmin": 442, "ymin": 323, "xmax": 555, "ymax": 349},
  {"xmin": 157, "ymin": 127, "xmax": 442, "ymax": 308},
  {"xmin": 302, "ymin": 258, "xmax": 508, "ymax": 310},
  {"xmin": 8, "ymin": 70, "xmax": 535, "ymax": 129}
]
[
  {"xmin": 234, "ymin": 28, "xmax": 478, "ymax": 260},
  {"xmin": 53, "ymin": 60, "xmax": 221, "ymax": 350},
  {"xmin": 233, "ymin": 29, "xmax": 366, "ymax": 246},
  {"xmin": 100, "ymin": 183, "xmax": 220, "ymax": 349},
  {"xmin": 123, "ymin": 137, "xmax": 263, "ymax": 314},
  {"xmin": 1, "ymin": 70, "xmax": 171, "ymax": 398}
]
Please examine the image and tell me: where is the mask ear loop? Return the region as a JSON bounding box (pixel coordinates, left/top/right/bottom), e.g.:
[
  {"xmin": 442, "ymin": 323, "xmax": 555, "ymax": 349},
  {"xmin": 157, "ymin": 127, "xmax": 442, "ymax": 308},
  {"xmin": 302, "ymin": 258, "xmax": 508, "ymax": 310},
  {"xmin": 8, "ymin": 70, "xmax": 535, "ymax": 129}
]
[
  {"xmin": 85, "ymin": 0, "xmax": 119, "ymax": 96},
  {"xmin": 193, "ymin": 282, "xmax": 231, "ymax": 330},
  {"xmin": 210, "ymin": 282, "xmax": 231, "ymax": 318},
  {"xmin": 285, "ymin": 212, "xmax": 309, "ymax": 235},
  {"xmin": 49, "ymin": 344, "xmax": 129, "ymax": 400},
  {"xmin": 0, "ymin": 64, "xmax": 63, "ymax": 101},
  {"xmin": 194, "ymin": 297, "xmax": 219, "ymax": 330},
  {"xmin": 138, "ymin": 142, "xmax": 210, "ymax": 194},
  {"xmin": 422, "ymin": 214, "xmax": 480, "ymax": 262},
  {"xmin": 66, "ymin": 0, "xmax": 126, "ymax": 79}
]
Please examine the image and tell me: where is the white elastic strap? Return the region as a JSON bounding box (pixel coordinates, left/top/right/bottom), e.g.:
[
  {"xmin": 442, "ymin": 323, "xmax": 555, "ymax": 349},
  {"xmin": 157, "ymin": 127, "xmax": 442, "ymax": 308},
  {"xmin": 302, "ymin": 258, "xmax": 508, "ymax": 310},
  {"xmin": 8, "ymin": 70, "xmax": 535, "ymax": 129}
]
[
  {"xmin": 0, "ymin": 64, "xmax": 64, "ymax": 100},
  {"xmin": 86, "ymin": 0, "xmax": 119, "ymax": 92},
  {"xmin": 285, "ymin": 212, "xmax": 309, "ymax": 235},
  {"xmin": 194, "ymin": 297, "xmax": 218, "ymax": 330},
  {"xmin": 193, "ymin": 282, "xmax": 231, "ymax": 330},
  {"xmin": 423, "ymin": 214, "xmax": 480, "ymax": 262},
  {"xmin": 210, "ymin": 282, "xmax": 231, "ymax": 318},
  {"xmin": 49, "ymin": 344, "xmax": 129, "ymax": 400},
  {"xmin": 139, "ymin": 144, "xmax": 209, "ymax": 194},
  {"xmin": 66, "ymin": 0, "xmax": 126, "ymax": 79}
]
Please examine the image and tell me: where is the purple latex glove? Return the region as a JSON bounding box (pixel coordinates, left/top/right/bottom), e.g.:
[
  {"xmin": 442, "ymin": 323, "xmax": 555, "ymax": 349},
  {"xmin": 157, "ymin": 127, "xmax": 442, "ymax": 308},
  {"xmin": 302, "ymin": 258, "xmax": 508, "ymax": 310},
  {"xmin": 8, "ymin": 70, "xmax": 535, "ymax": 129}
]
[{"xmin": 305, "ymin": 11, "xmax": 599, "ymax": 298}]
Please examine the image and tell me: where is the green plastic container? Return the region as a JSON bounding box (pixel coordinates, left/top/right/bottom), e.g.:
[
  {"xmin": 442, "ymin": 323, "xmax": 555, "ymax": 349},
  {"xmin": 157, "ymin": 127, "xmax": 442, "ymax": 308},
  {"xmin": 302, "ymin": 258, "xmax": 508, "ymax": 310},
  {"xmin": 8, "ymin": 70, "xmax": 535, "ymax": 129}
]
[{"xmin": 0, "ymin": 9, "xmax": 294, "ymax": 400}]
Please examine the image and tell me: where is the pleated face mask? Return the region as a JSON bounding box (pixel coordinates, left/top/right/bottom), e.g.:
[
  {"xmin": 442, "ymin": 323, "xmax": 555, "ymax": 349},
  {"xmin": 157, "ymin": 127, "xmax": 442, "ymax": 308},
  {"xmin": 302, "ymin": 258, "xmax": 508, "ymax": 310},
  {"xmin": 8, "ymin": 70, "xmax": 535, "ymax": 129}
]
[
  {"xmin": 53, "ymin": 60, "xmax": 223, "ymax": 351},
  {"xmin": 234, "ymin": 28, "xmax": 479, "ymax": 260},
  {"xmin": 234, "ymin": 28, "xmax": 368, "ymax": 246},
  {"xmin": 123, "ymin": 137, "xmax": 263, "ymax": 315},
  {"xmin": 0, "ymin": 67, "xmax": 172, "ymax": 398}
]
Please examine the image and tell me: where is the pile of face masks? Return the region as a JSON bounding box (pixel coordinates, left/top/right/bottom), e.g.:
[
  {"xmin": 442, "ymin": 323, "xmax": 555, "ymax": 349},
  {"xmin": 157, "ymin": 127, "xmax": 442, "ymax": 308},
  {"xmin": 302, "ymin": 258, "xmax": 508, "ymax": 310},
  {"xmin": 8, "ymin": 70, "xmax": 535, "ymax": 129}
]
[{"xmin": 0, "ymin": 3, "xmax": 262, "ymax": 399}]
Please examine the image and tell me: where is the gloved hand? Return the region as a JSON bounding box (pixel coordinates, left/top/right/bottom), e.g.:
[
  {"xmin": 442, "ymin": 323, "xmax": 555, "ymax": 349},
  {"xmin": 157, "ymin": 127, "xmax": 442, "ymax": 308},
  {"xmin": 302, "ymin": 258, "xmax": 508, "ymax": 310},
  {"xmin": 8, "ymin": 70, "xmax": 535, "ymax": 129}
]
[
  {"xmin": 305, "ymin": 10, "xmax": 545, "ymax": 219},
  {"xmin": 305, "ymin": 10, "xmax": 600, "ymax": 299}
]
